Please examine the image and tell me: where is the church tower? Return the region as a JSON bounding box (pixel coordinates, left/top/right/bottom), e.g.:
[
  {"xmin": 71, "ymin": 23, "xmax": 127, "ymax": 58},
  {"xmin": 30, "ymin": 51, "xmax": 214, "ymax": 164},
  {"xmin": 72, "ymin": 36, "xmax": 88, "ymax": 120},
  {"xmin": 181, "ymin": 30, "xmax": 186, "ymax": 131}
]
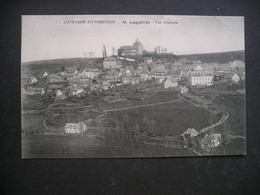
[{"xmin": 133, "ymin": 38, "xmax": 144, "ymax": 55}]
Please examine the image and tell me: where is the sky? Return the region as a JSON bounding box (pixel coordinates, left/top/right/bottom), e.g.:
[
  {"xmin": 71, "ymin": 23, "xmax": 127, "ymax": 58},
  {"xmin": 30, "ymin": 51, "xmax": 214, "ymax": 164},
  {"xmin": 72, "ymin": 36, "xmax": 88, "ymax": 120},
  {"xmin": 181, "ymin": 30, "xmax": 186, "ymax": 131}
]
[{"xmin": 21, "ymin": 15, "xmax": 244, "ymax": 62}]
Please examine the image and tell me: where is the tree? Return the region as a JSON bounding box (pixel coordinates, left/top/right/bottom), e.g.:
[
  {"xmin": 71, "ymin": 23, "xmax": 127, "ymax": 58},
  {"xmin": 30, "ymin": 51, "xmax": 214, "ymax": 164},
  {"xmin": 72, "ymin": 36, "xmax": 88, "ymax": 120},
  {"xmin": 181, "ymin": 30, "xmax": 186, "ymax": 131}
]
[
  {"xmin": 142, "ymin": 116, "xmax": 149, "ymax": 142},
  {"xmin": 134, "ymin": 124, "xmax": 140, "ymax": 142},
  {"xmin": 123, "ymin": 113, "xmax": 129, "ymax": 141},
  {"xmin": 142, "ymin": 116, "xmax": 148, "ymax": 131},
  {"xmin": 117, "ymin": 129, "xmax": 124, "ymax": 142},
  {"xmin": 89, "ymin": 52, "xmax": 94, "ymax": 59},
  {"xmin": 111, "ymin": 47, "xmax": 116, "ymax": 56},
  {"xmin": 148, "ymin": 119, "xmax": 156, "ymax": 136},
  {"xmin": 156, "ymin": 46, "xmax": 161, "ymax": 53},
  {"xmin": 61, "ymin": 66, "xmax": 65, "ymax": 72}
]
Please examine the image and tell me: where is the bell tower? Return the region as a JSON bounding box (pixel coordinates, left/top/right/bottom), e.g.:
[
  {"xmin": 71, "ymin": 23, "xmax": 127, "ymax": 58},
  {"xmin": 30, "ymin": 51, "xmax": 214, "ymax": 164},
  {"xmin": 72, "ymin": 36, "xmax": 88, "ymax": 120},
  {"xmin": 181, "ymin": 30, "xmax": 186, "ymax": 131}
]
[{"xmin": 133, "ymin": 38, "xmax": 144, "ymax": 55}]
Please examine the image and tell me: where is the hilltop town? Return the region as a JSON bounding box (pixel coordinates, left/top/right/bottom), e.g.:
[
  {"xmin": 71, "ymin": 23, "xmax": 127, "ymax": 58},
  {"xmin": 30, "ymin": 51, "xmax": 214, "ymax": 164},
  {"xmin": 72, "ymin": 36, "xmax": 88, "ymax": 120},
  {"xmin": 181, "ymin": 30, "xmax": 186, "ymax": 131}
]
[{"xmin": 21, "ymin": 39, "xmax": 246, "ymax": 157}]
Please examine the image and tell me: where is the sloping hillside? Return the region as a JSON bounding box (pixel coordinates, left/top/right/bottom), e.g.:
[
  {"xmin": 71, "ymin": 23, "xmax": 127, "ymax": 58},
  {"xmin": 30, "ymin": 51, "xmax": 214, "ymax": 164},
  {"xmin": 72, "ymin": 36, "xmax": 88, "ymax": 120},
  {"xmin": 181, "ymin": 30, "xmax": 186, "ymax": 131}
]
[{"xmin": 178, "ymin": 50, "xmax": 245, "ymax": 63}]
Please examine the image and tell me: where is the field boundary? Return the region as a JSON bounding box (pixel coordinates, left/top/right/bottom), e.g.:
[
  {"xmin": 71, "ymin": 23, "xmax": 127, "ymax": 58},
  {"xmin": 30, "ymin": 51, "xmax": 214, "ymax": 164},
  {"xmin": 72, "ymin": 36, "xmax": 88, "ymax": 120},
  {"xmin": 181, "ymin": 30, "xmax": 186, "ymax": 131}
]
[
  {"xmin": 104, "ymin": 98, "xmax": 182, "ymax": 112},
  {"xmin": 178, "ymin": 93, "xmax": 219, "ymax": 114},
  {"xmin": 199, "ymin": 112, "xmax": 229, "ymax": 134}
]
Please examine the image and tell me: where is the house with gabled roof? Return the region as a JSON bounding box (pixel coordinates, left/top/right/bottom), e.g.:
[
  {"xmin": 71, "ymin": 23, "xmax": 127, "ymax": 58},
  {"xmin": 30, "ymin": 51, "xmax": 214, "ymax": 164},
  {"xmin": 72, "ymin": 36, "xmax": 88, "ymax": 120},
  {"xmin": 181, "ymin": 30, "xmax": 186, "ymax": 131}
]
[
  {"xmin": 180, "ymin": 86, "xmax": 189, "ymax": 94},
  {"xmin": 151, "ymin": 65, "xmax": 167, "ymax": 79},
  {"xmin": 139, "ymin": 69, "xmax": 151, "ymax": 82},
  {"xmin": 181, "ymin": 128, "xmax": 198, "ymax": 140},
  {"xmin": 144, "ymin": 57, "xmax": 153, "ymax": 64},
  {"xmin": 103, "ymin": 57, "xmax": 119, "ymax": 69},
  {"xmin": 29, "ymin": 76, "xmax": 38, "ymax": 84},
  {"xmin": 164, "ymin": 77, "xmax": 178, "ymax": 89},
  {"xmin": 26, "ymin": 87, "xmax": 42, "ymax": 95},
  {"xmin": 47, "ymin": 74, "xmax": 63, "ymax": 83},
  {"xmin": 84, "ymin": 68, "xmax": 100, "ymax": 79},
  {"xmin": 179, "ymin": 70, "xmax": 191, "ymax": 80},
  {"xmin": 231, "ymin": 73, "xmax": 240, "ymax": 83},
  {"xmin": 43, "ymin": 71, "xmax": 48, "ymax": 77},
  {"xmin": 194, "ymin": 64, "xmax": 204, "ymax": 71},
  {"xmin": 102, "ymin": 80, "xmax": 111, "ymax": 90},
  {"xmin": 56, "ymin": 89, "xmax": 63, "ymax": 96},
  {"xmin": 121, "ymin": 68, "xmax": 133, "ymax": 78},
  {"xmin": 74, "ymin": 70, "xmax": 79, "ymax": 77},
  {"xmin": 72, "ymin": 88, "xmax": 85, "ymax": 96},
  {"xmin": 122, "ymin": 77, "xmax": 131, "ymax": 85},
  {"xmin": 105, "ymin": 69, "xmax": 120, "ymax": 82},
  {"xmin": 188, "ymin": 70, "xmax": 214, "ymax": 86},
  {"xmin": 55, "ymin": 89, "xmax": 66, "ymax": 99}
]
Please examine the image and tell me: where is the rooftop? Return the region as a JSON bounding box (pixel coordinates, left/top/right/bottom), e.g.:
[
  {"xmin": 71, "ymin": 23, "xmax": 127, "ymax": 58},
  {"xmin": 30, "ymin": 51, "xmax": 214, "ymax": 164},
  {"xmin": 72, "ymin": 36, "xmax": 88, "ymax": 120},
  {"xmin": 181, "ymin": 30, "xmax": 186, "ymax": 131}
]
[
  {"xmin": 103, "ymin": 56, "xmax": 117, "ymax": 62},
  {"xmin": 151, "ymin": 65, "xmax": 166, "ymax": 73},
  {"xmin": 182, "ymin": 128, "xmax": 198, "ymax": 135},
  {"xmin": 190, "ymin": 70, "xmax": 213, "ymax": 77},
  {"xmin": 119, "ymin": 46, "xmax": 135, "ymax": 50}
]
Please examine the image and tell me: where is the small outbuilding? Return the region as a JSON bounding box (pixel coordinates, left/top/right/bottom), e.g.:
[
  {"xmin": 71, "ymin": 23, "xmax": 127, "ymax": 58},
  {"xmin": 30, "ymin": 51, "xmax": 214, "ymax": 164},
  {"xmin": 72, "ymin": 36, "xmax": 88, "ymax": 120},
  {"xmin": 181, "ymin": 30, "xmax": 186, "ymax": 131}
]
[
  {"xmin": 181, "ymin": 128, "xmax": 198, "ymax": 140},
  {"xmin": 232, "ymin": 73, "xmax": 240, "ymax": 83},
  {"xmin": 164, "ymin": 77, "xmax": 178, "ymax": 89},
  {"xmin": 180, "ymin": 86, "xmax": 189, "ymax": 94},
  {"xmin": 29, "ymin": 76, "xmax": 38, "ymax": 84},
  {"xmin": 43, "ymin": 71, "xmax": 48, "ymax": 77}
]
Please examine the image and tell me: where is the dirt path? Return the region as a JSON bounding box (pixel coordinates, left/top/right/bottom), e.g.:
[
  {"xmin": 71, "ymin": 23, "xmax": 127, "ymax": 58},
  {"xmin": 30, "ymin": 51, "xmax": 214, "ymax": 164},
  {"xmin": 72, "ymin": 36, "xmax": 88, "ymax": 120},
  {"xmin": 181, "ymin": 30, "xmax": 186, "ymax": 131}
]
[
  {"xmin": 199, "ymin": 112, "xmax": 229, "ymax": 134},
  {"xmin": 104, "ymin": 99, "xmax": 182, "ymax": 112},
  {"xmin": 47, "ymin": 104, "xmax": 93, "ymax": 110},
  {"xmin": 178, "ymin": 93, "xmax": 230, "ymax": 135}
]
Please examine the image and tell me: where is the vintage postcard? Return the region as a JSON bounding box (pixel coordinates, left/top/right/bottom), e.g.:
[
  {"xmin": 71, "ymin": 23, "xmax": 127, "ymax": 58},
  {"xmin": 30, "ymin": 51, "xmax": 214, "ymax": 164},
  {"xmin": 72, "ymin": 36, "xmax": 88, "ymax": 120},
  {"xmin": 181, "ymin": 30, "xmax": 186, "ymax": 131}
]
[{"xmin": 21, "ymin": 15, "xmax": 245, "ymax": 158}]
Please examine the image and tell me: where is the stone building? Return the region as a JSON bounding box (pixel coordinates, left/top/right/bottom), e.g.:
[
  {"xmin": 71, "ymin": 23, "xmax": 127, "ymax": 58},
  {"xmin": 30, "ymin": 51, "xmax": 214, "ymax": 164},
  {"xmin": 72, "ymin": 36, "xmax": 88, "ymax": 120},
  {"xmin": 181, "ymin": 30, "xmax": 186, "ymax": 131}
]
[
  {"xmin": 103, "ymin": 57, "xmax": 118, "ymax": 69},
  {"xmin": 188, "ymin": 66, "xmax": 214, "ymax": 86},
  {"xmin": 118, "ymin": 38, "xmax": 144, "ymax": 56},
  {"xmin": 64, "ymin": 122, "xmax": 87, "ymax": 134}
]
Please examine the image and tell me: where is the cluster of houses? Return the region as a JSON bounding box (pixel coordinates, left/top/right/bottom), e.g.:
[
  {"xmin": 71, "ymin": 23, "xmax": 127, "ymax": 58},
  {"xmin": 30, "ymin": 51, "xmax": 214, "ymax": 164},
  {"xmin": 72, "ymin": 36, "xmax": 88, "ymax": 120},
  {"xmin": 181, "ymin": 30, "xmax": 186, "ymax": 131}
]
[{"xmin": 23, "ymin": 51, "xmax": 245, "ymax": 102}]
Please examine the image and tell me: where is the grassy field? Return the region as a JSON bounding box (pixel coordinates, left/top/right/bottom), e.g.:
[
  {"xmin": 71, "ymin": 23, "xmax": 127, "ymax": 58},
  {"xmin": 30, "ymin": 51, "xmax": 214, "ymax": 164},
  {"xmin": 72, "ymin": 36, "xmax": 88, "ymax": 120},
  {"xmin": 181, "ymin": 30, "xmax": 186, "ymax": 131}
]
[
  {"xmin": 101, "ymin": 100, "xmax": 220, "ymax": 137},
  {"xmin": 22, "ymin": 113, "xmax": 46, "ymax": 134},
  {"xmin": 22, "ymin": 94, "xmax": 54, "ymax": 111},
  {"xmin": 100, "ymin": 91, "xmax": 179, "ymax": 110},
  {"xmin": 21, "ymin": 90, "xmax": 220, "ymax": 136},
  {"xmin": 208, "ymin": 94, "xmax": 245, "ymax": 136},
  {"xmin": 22, "ymin": 135, "xmax": 194, "ymax": 158}
]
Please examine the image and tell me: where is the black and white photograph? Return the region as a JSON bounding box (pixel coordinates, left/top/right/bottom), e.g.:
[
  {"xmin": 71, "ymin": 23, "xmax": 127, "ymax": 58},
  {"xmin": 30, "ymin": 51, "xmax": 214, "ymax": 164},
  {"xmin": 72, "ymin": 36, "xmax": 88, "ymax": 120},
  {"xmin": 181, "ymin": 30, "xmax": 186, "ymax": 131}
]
[{"xmin": 21, "ymin": 15, "xmax": 246, "ymax": 158}]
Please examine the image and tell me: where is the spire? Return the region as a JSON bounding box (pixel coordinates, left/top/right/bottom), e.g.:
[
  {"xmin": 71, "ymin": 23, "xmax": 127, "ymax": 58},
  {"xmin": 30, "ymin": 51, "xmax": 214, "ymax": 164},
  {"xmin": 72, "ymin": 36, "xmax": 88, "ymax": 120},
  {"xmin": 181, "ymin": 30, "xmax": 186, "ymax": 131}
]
[{"xmin": 136, "ymin": 38, "xmax": 139, "ymax": 43}]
